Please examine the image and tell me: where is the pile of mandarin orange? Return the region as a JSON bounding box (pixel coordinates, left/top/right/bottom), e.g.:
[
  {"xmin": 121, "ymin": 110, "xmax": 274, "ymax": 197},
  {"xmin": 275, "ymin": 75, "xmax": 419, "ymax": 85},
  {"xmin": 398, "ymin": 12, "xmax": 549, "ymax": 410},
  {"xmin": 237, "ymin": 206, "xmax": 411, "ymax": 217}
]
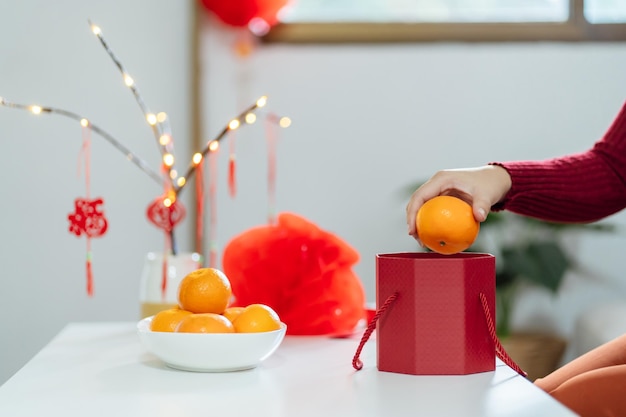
[{"xmin": 150, "ymin": 267, "xmax": 282, "ymax": 334}]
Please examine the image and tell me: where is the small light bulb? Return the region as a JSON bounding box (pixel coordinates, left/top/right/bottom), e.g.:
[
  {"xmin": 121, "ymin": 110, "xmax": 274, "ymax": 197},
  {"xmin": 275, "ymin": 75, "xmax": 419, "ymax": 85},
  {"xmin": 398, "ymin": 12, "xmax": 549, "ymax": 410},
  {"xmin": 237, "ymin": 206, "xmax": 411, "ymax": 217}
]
[
  {"xmin": 248, "ymin": 17, "xmax": 271, "ymax": 37},
  {"xmin": 177, "ymin": 177, "xmax": 186, "ymax": 187},
  {"xmin": 80, "ymin": 118, "xmax": 89, "ymax": 127},
  {"xmin": 31, "ymin": 106, "xmax": 42, "ymax": 115},
  {"xmin": 157, "ymin": 112, "xmax": 167, "ymax": 123},
  {"xmin": 279, "ymin": 117, "xmax": 292, "ymax": 128},
  {"xmin": 124, "ymin": 74, "xmax": 134, "ymax": 87},
  {"xmin": 208, "ymin": 141, "xmax": 219, "ymax": 152},
  {"xmin": 169, "ymin": 169, "xmax": 178, "ymax": 179},
  {"xmin": 192, "ymin": 153, "xmax": 203, "ymax": 165},
  {"xmin": 159, "ymin": 134, "xmax": 171, "ymax": 146},
  {"xmin": 91, "ymin": 25, "xmax": 102, "ymax": 36},
  {"xmin": 245, "ymin": 113, "xmax": 257, "ymax": 124},
  {"xmin": 163, "ymin": 153, "xmax": 175, "ymax": 167},
  {"xmin": 228, "ymin": 119, "xmax": 240, "ymax": 130},
  {"xmin": 146, "ymin": 113, "xmax": 157, "ymax": 126},
  {"xmin": 256, "ymin": 96, "xmax": 268, "ymax": 108},
  {"xmin": 163, "ymin": 198, "xmax": 172, "ymax": 208}
]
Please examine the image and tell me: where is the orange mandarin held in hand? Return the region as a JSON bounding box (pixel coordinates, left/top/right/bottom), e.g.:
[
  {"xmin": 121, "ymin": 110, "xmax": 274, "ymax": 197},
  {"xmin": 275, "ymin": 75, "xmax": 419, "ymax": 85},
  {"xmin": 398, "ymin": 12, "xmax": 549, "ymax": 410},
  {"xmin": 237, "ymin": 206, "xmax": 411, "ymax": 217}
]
[{"xmin": 416, "ymin": 195, "xmax": 480, "ymax": 255}]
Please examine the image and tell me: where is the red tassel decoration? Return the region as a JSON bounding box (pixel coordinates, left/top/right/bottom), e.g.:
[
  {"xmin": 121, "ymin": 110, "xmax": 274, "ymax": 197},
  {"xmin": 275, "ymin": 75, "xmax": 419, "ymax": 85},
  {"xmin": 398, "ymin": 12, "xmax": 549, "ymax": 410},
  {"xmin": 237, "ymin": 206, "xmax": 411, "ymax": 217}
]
[
  {"xmin": 266, "ymin": 116, "xmax": 277, "ymax": 225},
  {"xmin": 86, "ymin": 245, "xmax": 94, "ymax": 297},
  {"xmin": 195, "ymin": 158, "xmax": 205, "ymax": 257},
  {"xmin": 68, "ymin": 197, "xmax": 108, "ymax": 295},
  {"xmin": 208, "ymin": 147, "xmax": 219, "ymax": 267},
  {"xmin": 161, "ymin": 250, "xmax": 168, "ymax": 299},
  {"xmin": 228, "ymin": 152, "xmax": 237, "ymax": 198},
  {"xmin": 228, "ymin": 124, "xmax": 237, "ymax": 198},
  {"xmin": 83, "ymin": 125, "xmax": 93, "ymax": 296},
  {"xmin": 68, "ymin": 121, "xmax": 108, "ymax": 297}
]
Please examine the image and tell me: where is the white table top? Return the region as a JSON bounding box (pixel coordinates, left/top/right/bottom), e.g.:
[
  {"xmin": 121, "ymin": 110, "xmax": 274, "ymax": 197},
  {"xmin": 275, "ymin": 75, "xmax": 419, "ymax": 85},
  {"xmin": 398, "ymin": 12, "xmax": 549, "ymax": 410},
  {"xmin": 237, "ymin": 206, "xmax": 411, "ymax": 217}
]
[{"xmin": 0, "ymin": 322, "xmax": 577, "ymax": 417}]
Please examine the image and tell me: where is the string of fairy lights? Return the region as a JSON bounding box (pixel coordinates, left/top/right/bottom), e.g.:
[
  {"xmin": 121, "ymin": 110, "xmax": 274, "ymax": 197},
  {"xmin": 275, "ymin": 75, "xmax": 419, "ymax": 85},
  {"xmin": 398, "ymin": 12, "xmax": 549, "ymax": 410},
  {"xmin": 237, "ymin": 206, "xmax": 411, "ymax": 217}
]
[{"xmin": 0, "ymin": 21, "xmax": 291, "ymax": 211}]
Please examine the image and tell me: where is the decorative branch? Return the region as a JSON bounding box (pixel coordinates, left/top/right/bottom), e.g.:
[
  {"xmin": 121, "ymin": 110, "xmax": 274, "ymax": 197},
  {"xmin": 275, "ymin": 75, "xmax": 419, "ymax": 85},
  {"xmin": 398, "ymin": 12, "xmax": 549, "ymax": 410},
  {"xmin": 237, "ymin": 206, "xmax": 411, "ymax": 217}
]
[
  {"xmin": 0, "ymin": 96, "xmax": 290, "ymax": 195},
  {"xmin": 180, "ymin": 96, "xmax": 257, "ymax": 193},
  {"xmin": 88, "ymin": 20, "xmax": 176, "ymax": 187},
  {"xmin": 0, "ymin": 97, "xmax": 163, "ymax": 185},
  {"xmin": 175, "ymin": 98, "xmax": 291, "ymax": 198},
  {"xmin": 86, "ymin": 21, "xmax": 293, "ymax": 201},
  {"xmin": 0, "ymin": 20, "xmax": 292, "ymax": 260}
]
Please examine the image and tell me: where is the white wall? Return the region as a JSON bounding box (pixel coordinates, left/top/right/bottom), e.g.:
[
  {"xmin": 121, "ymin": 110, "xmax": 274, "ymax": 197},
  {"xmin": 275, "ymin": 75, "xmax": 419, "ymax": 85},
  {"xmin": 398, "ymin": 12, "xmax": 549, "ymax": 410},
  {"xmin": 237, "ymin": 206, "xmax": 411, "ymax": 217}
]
[
  {"xmin": 0, "ymin": 1, "xmax": 194, "ymax": 384},
  {"xmin": 200, "ymin": 17, "xmax": 626, "ymax": 364}
]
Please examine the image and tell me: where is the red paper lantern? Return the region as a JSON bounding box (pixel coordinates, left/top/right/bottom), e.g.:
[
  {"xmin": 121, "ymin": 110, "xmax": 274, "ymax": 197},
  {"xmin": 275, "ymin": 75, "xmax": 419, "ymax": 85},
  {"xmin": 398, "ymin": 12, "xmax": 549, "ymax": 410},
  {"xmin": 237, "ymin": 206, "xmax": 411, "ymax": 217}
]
[
  {"xmin": 222, "ymin": 212, "xmax": 366, "ymax": 336},
  {"xmin": 199, "ymin": 0, "xmax": 289, "ymax": 29}
]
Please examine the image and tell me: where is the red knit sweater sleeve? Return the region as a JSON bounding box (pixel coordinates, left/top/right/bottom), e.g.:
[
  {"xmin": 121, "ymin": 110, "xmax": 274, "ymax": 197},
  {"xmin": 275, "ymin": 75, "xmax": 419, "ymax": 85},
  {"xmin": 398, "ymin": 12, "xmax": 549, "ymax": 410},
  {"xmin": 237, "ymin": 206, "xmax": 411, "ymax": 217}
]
[{"xmin": 490, "ymin": 101, "xmax": 626, "ymax": 223}]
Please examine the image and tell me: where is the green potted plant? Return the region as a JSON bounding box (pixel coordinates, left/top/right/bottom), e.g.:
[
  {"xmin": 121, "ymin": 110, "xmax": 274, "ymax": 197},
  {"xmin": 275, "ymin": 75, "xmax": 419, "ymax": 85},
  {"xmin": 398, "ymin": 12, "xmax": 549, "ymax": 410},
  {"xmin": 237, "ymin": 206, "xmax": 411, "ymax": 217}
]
[
  {"xmin": 469, "ymin": 211, "xmax": 614, "ymax": 380},
  {"xmin": 470, "ymin": 211, "xmax": 614, "ymax": 335}
]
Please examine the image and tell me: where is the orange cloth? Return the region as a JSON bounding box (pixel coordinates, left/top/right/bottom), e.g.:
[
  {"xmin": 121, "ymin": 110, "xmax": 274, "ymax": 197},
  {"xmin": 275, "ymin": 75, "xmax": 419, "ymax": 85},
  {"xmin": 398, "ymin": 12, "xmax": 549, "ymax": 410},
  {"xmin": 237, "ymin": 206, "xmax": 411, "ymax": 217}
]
[{"xmin": 535, "ymin": 334, "xmax": 626, "ymax": 417}]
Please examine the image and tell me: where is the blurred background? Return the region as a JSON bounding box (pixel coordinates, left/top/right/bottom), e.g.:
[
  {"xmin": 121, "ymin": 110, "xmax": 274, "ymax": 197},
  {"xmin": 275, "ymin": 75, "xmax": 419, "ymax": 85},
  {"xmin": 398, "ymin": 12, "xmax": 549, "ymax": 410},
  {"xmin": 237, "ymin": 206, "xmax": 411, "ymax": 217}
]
[{"xmin": 1, "ymin": 0, "xmax": 626, "ymax": 384}]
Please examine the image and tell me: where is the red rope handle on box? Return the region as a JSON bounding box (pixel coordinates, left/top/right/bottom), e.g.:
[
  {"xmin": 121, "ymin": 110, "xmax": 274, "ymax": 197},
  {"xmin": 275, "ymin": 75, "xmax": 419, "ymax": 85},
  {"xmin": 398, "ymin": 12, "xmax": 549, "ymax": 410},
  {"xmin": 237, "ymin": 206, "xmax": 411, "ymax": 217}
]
[
  {"xmin": 352, "ymin": 292, "xmax": 399, "ymax": 370},
  {"xmin": 352, "ymin": 291, "xmax": 526, "ymax": 378},
  {"xmin": 479, "ymin": 292, "xmax": 527, "ymax": 377}
]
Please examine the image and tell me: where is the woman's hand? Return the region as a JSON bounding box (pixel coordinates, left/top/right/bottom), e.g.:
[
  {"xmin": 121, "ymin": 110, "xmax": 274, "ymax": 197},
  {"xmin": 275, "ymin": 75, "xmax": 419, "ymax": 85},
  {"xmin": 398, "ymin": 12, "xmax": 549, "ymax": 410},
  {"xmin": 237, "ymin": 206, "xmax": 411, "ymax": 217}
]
[{"xmin": 406, "ymin": 165, "xmax": 512, "ymax": 240}]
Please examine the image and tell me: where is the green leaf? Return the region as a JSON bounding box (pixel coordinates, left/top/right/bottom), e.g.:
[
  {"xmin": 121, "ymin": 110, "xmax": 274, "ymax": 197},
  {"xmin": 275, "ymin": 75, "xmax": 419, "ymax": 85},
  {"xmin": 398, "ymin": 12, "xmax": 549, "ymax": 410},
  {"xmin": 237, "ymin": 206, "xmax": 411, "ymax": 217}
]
[{"xmin": 501, "ymin": 241, "xmax": 569, "ymax": 293}]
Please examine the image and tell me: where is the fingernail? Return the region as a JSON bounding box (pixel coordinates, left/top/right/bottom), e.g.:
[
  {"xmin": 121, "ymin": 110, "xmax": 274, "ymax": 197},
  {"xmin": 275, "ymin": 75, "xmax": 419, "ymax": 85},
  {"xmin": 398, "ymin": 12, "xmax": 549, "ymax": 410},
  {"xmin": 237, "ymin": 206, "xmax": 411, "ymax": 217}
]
[{"xmin": 477, "ymin": 208, "xmax": 486, "ymax": 221}]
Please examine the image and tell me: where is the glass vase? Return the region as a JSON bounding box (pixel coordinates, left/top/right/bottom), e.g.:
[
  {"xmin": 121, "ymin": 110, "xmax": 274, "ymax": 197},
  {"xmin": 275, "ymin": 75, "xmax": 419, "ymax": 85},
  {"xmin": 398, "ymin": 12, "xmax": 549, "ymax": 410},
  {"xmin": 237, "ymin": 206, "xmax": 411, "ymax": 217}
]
[{"xmin": 139, "ymin": 252, "xmax": 202, "ymax": 318}]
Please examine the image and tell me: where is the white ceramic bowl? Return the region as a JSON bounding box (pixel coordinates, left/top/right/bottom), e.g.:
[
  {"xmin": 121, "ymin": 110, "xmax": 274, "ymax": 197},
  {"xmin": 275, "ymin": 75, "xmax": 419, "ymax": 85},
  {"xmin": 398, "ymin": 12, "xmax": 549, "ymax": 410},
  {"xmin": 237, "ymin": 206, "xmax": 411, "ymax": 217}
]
[{"xmin": 137, "ymin": 316, "xmax": 287, "ymax": 372}]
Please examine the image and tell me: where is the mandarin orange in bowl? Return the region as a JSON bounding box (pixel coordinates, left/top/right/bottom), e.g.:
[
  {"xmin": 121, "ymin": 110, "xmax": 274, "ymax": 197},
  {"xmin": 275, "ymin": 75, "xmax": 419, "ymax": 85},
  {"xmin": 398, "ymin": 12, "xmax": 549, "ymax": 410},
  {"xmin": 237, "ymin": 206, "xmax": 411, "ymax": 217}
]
[
  {"xmin": 150, "ymin": 308, "xmax": 193, "ymax": 332},
  {"xmin": 233, "ymin": 303, "xmax": 282, "ymax": 333},
  {"xmin": 137, "ymin": 315, "xmax": 286, "ymax": 372},
  {"xmin": 175, "ymin": 312, "xmax": 235, "ymax": 333},
  {"xmin": 138, "ymin": 267, "xmax": 287, "ymax": 372},
  {"xmin": 222, "ymin": 306, "xmax": 246, "ymax": 324},
  {"xmin": 177, "ymin": 267, "xmax": 232, "ymax": 314}
]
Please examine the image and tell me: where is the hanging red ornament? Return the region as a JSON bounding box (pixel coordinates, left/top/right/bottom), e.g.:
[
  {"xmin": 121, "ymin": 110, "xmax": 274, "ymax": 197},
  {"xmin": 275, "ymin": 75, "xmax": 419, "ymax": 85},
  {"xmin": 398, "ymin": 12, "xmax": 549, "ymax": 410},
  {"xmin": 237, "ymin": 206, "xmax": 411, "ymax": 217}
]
[
  {"xmin": 266, "ymin": 115, "xmax": 277, "ymax": 225},
  {"xmin": 145, "ymin": 195, "xmax": 186, "ymax": 301},
  {"xmin": 146, "ymin": 196, "xmax": 186, "ymax": 233},
  {"xmin": 199, "ymin": 0, "xmax": 290, "ymax": 29},
  {"xmin": 146, "ymin": 194, "xmax": 187, "ymax": 299},
  {"xmin": 228, "ymin": 142, "xmax": 237, "ymax": 198},
  {"xmin": 69, "ymin": 122, "xmax": 108, "ymax": 297},
  {"xmin": 195, "ymin": 159, "xmax": 206, "ymax": 256},
  {"xmin": 68, "ymin": 198, "xmax": 109, "ymax": 238},
  {"xmin": 208, "ymin": 149, "xmax": 219, "ymax": 267},
  {"xmin": 68, "ymin": 197, "xmax": 108, "ymax": 296}
]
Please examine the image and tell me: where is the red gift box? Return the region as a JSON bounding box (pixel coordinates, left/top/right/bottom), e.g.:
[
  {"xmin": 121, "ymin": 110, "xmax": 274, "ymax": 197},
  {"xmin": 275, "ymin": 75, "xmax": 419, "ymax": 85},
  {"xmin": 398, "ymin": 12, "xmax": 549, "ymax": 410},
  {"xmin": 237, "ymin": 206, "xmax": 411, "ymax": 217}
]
[{"xmin": 376, "ymin": 252, "xmax": 496, "ymax": 375}]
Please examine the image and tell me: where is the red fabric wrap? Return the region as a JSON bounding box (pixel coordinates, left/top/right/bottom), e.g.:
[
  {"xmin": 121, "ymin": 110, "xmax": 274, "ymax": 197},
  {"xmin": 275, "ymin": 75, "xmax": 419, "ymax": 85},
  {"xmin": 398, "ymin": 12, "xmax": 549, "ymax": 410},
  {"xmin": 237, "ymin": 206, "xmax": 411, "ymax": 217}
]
[{"xmin": 222, "ymin": 212, "xmax": 365, "ymax": 336}]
